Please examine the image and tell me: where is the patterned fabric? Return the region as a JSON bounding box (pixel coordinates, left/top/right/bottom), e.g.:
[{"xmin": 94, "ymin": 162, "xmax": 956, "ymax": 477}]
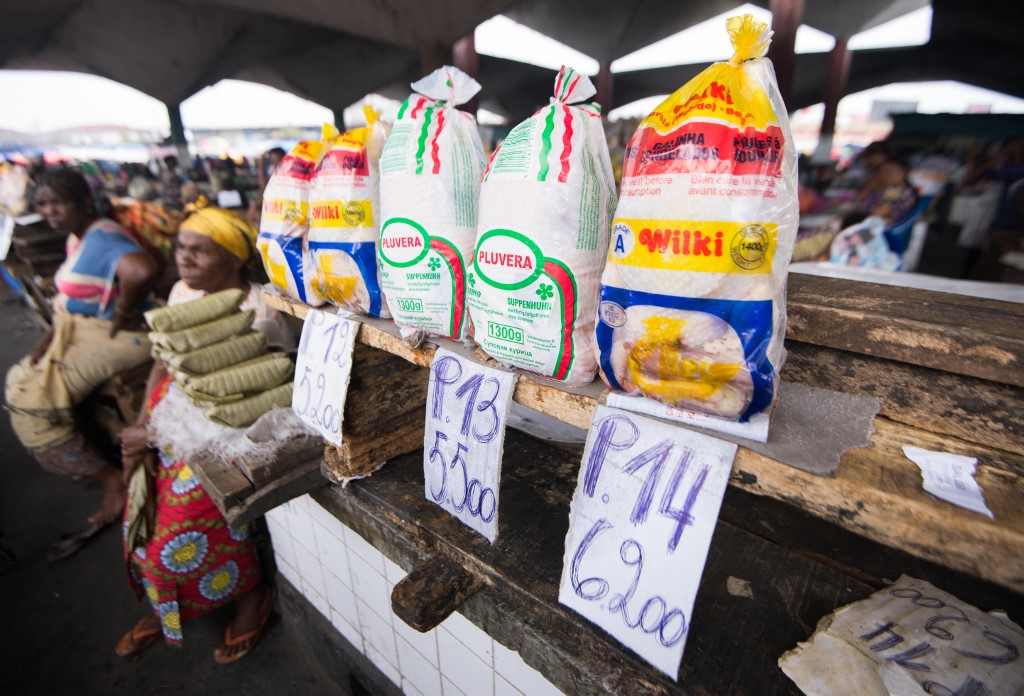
[
  {"xmin": 125, "ymin": 377, "xmax": 262, "ymax": 647},
  {"xmin": 53, "ymin": 218, "xmax": 145, "ymax": 320}
]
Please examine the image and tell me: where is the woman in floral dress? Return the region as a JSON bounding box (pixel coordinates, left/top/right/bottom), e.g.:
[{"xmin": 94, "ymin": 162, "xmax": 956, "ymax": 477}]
[{"xmin": 116, "ymin": 200, "xmax": 291, "ymax": 662}]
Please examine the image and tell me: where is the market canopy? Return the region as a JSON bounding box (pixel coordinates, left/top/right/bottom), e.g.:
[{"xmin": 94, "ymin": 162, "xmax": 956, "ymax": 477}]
[{"xmin": 1, "ymin": 0, "xmax": 1021, "ymax": 124}]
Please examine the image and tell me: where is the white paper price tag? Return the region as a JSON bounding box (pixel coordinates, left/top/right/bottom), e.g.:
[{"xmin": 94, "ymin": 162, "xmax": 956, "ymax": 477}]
[
  {"xmin": 291, "ymin": 309, "xmax": 358, "ymax": 446},
  {"xmin": 423, "ymin": 348, "xmax": 516, "ymax": 543},
  {"xmin": 558, "ymin": 405, "xmax": 738, "ymax": 679}
]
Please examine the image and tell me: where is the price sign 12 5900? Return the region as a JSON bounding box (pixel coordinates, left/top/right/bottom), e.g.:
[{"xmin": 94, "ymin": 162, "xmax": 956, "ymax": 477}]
[
  {"xmin": 292, "ymin": 309, "xmax": 358, "ymax": 447},
  {"xmin": 423, "ymin": 348, "xmax": 516, "ymax": 543}
]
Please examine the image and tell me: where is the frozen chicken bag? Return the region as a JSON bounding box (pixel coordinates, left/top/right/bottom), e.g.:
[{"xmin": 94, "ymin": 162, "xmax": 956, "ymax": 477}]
[
  {"xmin": 596, "ymin": 15, "xmax": 798, "ymax": 420},
  {"xmin": 257, "ymin": 124, "xmax": 337, "ymax": 306},
  {"xmin": 378, "ymin": 66, "xmax": 486, "ymax": 339},
  {"xmin": 308, "ymin": 108, "xmax": 391, "ymax": 318},
  {"xmin": 470, "ymin": 66, "xmax": 617, "ymax": 385}
]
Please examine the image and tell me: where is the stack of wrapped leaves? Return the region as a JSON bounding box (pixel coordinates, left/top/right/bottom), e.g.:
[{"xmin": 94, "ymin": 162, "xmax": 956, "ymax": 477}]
[{"xmin": 144, "ymin": 288, "xmax": 294, "ymax": 427}]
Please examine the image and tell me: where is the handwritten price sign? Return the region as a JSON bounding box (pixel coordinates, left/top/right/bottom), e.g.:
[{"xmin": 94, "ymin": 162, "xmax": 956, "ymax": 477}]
[
  {"xmin": 423, "ymin": 348, "xmax": 516, "ymax": 543},
  {"xmin": 292, "ymin": 309, "xmax": 358, "ymax": 447},
  {"xmin": 558, "ymin": 406, "xmax": 737, "ymax": 679}
]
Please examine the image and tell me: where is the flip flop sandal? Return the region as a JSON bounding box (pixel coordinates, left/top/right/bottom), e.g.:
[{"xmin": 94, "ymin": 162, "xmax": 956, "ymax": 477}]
[
  {"xmin": 116, "ymin": 615, "xmax": 163, "ymax": 657},
  {"xmin": 46, "ymin": 521, "xmax": 105, "ymax": 563},
  {"xmin": 214, "ymin": 586, "xmax": 274, "ymax": 665}
]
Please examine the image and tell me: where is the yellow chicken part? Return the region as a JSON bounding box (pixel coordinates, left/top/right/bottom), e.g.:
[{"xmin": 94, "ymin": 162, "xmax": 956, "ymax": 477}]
[{"xmin": 626, "ymin": 316, "xmax": 741, "ymax": 403}]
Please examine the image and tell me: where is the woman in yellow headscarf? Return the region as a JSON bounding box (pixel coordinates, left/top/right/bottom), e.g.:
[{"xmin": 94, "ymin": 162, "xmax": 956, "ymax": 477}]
[{"xmin": 114, "ymin": 200, "xmax": 292, "ymax": 663}]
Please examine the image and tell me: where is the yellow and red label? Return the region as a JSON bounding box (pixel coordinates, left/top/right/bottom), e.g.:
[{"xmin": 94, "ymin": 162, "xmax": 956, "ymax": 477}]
[
  {"xmin": 623, "ymin": 66, "xmax": 783, "ymax": 180},
  {"xmin": 609, "ymin": 218, "xmax": 777, "ymax": 274}
]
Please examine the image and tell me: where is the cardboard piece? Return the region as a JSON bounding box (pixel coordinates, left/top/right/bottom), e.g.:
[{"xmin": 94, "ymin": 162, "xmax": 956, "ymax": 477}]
[
  {"xmin": 780, "ymin": 576, "xmax": 1024, "ymax": 696},
  {"xmin": 612, "ymin": 381, "xmax": 880, "ymax": 478}
]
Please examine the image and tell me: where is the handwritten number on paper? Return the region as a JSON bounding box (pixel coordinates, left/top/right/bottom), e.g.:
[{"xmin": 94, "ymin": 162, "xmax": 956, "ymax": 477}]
[
  {"xmin": 857, "ymin": 587, "xmax": 1022, "ymax": 693},
  {"xmin": 292, "ymin": 310, "xmax": 356, "ymax": 446},
  {"xmin": 423, "ymin": 350, "xmax": 512, "ymax": 540},
  {"xmin": 569, "ymin": 518, "xmax": 688, "ymax": 648}
]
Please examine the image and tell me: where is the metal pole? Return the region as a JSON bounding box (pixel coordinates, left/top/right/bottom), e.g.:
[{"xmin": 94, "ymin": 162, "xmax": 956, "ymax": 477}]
[
  {"xmin": 767, "ymin": 0, "xmax": 805, "ymax": 106},
  {"xmin": 453, "ymin": 33, "xmax": 480, "ymax": 115},
  {"xmin": 166, "ymin": 102, "xmax": 190, "ymax": 164},
  {"xmin": 812, "ymin": 37, "xmax": 851, "ymax": 163}
]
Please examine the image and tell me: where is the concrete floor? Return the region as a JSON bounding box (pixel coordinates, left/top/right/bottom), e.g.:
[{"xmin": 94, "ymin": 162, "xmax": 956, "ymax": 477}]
[{"xmin": 0, "ymin": 301, "xmax": 358, "ymax": 695}]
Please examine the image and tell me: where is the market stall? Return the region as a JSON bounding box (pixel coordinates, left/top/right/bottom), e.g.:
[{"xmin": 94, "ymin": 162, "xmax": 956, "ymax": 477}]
[
  {"xmin": 188, "ymin": 271, "xmax": 1022, "ymax": 695},
  {"xmin": 124, "ymin": 17, "xmax": 1023, "ymax": 694}
]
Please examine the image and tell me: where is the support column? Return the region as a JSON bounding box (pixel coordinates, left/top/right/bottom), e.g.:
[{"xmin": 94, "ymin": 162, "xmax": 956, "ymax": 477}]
[
  {"xmin": 767, "ymin": 0, "xmax": 805, "ymax": 106},
  {"xmin": 166, "ymin": 102, "xmax": 190, "ymax": 165},
  {"xmin": 332, "ymin": 108, "xmax": 346, "ymax": 131},
  {"xmin": 419, "ymin": 42, "xmax": 452, "ymax": 75},
  {"xmin": 595, "ymin": 61, "xmax": 614, "ymax": 115},
  {"xmin": 452, "ymin": 33, "xmax": 480, "ymax": 115},
  {"xmin": 812, "ymin": 37, "xmax": 851, "ymax": 163}
]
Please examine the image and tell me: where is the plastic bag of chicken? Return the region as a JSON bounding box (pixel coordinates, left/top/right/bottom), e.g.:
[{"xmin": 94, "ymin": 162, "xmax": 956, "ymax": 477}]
[
  {"xmin": 307, "ymin": 107, "xmax": 390, "ymax": 318},
  {"xmin": 257, "ymin": 124, "xmax": 337, "ymax": 306},
  {"xmin": 595, "ymin": 14, "xmax": 798, "ymax": 420}
]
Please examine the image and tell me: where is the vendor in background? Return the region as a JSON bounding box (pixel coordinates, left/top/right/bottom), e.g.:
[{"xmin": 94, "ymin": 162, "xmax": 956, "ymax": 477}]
[
  {"xmin": 256, "ymin": 147, "xmax": 285, "ymax": 192},
  {"xmin": 846, "ymin": 159, "xmax": 918, "ymax": 228},
  {"xmin": 4, "ymin": 170, "xmax": 157, "ymax": 558},
  {"xmin": 114, "ymin": 199, "xmax": 290, "ymax": 663},
  {"xmin": 159, "ymin": 156, "xmax": 187, "ymax": 211}
]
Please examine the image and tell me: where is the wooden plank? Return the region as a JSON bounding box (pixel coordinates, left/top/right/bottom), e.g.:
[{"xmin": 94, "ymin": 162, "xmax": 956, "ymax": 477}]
[
  {"xmin": 225, "ymin": 456, "xmax": 325, "ymax": 528},
  {"xmin": 323, "ymin": 415, "xmax": 424, "ymax": 482},
  {"xmin": 265, "ymin": 290, "xmax": 1024, "ymax": 591},
  {"xmin": 781, "ymin": 342, "xmax": 1023, "ymax": 455},
  {"xmin": 269, "ymin": 280, "xmax": 1024, "ymax": 388},
  {"xmin": 390, "ymin": 555, "xmax": 484, "ymax": 632},
  {"xmin": 190, "ymin": 451, "xmax": 253, "ymax": 511},
  {"xmin": 234, "ymin": 436, "xmax": 323, "ymax": 484},
  {"xmin": 786, "ymin": 274, "xmax": 1024, "ymax": 386},
  {"xmin": 731, "ymin": 416, "xmax": 1024, "ymax": 591}
]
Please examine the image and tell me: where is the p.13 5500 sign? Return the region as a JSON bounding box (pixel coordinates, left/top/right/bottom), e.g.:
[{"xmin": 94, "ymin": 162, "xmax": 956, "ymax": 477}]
[{"xmin": 422, "ymin": 349, "xmax": 516, "ymax": 543}]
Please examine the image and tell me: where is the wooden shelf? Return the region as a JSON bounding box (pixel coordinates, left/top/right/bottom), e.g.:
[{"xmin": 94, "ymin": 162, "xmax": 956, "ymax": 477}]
[{"xmin": 264, "ymin": 276, "xmax": 1024, "ymax": 593}]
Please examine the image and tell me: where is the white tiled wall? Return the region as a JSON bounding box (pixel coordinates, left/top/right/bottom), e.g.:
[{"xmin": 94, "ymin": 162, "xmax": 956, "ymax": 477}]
[{"xmin": 266, "ymin": 494, "xmax": 563, "ymax": 696}]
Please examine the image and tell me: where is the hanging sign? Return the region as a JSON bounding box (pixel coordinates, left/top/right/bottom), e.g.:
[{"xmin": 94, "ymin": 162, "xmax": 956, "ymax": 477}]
[
  {"xmin": 423, "ymin": 348, "xmax": 516, "ymax": 542},
  {"xmin": 292, "ymin": 309, "xmax": 358, "ymax": 446},
  {"xmin": 558, "ymin": 405, "xmax": 738, "ymax": 678}
]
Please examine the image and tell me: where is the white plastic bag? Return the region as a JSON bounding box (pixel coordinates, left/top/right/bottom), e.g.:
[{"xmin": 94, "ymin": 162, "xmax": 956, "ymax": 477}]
[
  {"xmin": 470, "ymin": 66, "xmax": 617, "ymax": 385},
  {"xmin": 308, "ymin": 109, "xmax": 391, "ymax": 318},
  {"xmin": 378, "ymin": 66, "xmax": 486, "ymax": 339},
  {"xmin": 596, "ymin": 15, "xmax": 798, "ymax": 420}
]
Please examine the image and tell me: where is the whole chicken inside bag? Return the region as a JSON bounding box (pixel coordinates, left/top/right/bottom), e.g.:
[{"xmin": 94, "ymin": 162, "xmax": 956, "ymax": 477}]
[
  {"xmin": 308, "ymin": 107, "xmax": 391, "ymax": 318},
  {"xmin": 595, "ymin": 15, "xmax": 798, "ymax": 420},
  {"xmin": 257, "ymin": 124, "xmax": 337, "ymax": 306},
  {"xmin": 470, "ymin": 66, "xmax": 617, "ymax": 386},
  {"xmin": 379, "ymin": 66, "xmax": 486, "ymax": 340}
]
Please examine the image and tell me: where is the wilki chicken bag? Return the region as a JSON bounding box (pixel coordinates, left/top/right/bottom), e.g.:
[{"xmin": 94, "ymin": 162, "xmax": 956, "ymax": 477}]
[
  {"xmin": 378, "ymin": 66, "xmax": 486, "ymax": 339},
  {"xmin": 307, "ymin": 108, "xmax": 390, "ymax": 318},
  {"xmin": 595, "ymin": 15, "xmax": 798, "ymax": 420},
  {"xmin": 470, "ymin": 66, "xmax": 617, "ymax": 385},
  {"xmin": 257, "ymin": 124, "xmax": 337, "ymax": 306}
]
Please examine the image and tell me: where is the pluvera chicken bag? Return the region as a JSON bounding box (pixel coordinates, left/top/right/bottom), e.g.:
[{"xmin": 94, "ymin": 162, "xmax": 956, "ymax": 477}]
[
  {"xmin": 307, "ymin": 108, "xmax": 390, "ymax": 318},
  {"xmin": 596, "ymin": 15, "xmax": 798, "ymax": 420},
  {"xmin": 470, "ymin": 66, "xmax": 616, "ymax": 386},
  {"xmin": 257, "ymin": 124, "xmax": 337, "ymax": 306},
  {"xmin": 378, "ymin": 66, "xmax": 486, "ymax": 339}
]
